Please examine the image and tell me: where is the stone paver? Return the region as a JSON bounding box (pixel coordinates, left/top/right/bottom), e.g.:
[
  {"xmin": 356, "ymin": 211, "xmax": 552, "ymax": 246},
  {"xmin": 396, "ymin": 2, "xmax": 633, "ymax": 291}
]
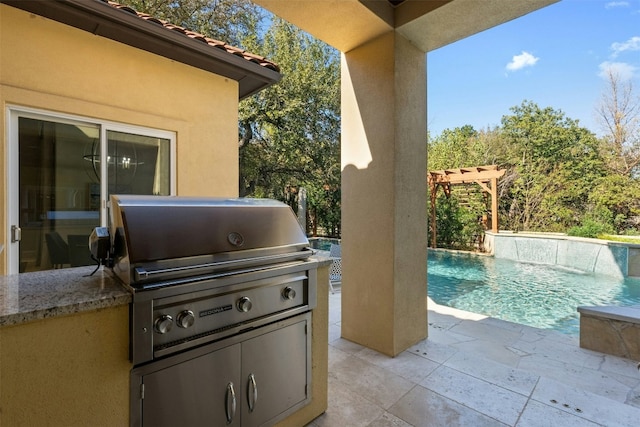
[{"xmin": 309, "ymin": 292, "xmax": 640, "ymax": 427}]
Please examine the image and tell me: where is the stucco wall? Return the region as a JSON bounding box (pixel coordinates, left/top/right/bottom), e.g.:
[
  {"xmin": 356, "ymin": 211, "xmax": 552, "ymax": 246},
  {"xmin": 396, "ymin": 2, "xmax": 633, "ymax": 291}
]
[
  {"xmin": 340, "ymin": 32, "xmax": 427, "ymax": 357},
  {"xmin": 0, "ymin": 265, "xmax": 330, "ymax": 427},
  {"xmin": 0, "ymin": 305, "xmax": 131, "ymax": 426},
  {"xmin": 1, "ymin": 4, "xmax": 241, "ymax": 273}
]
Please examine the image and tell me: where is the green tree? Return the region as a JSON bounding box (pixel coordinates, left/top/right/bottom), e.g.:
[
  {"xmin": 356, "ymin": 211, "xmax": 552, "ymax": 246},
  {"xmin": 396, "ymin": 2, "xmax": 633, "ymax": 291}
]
[
  {"xmin": 596, "ymin": 69, "xmax": 640, "ymax": 177},
  {"xmin": 238, "ymin": 18, "xmax": 341, "ymax": 235},
  {"xmin": 499, "ymin": 101, "xmax": 606, "ymax": 231},
  {"xmin": 427, "ymin": 125, "xmax": 486, "ymax": 170},
  {"xmin": 428, "ymin": 125, "xmax": 499, "ymax": 248},
  {"xmin": 427, "ymin": 100, "xmax": 622, "ymax": 242},
  {"xmin": 588, "ymin": 174, "xmax": 640, "ymax": 233},
  {"xmin": 118, "ymin": 0, "xmax": 262, "ymax": 47},
  {"xmin": 114, "ymin": 3, "xmax": 342, "ymax": 236}
]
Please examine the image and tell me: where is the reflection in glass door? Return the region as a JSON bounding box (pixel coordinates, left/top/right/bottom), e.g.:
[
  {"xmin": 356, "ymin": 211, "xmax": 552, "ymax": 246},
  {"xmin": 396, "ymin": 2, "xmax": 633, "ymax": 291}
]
[
  {"xmin": 82, "ymin": 130, "xmax": 171, "ymax": 198},
  {"xmin": 18, "ymin": 117, "xmax": 100, "ymax": 273},
  {"xmin": 105, "ymin": 130, "xmax": 171, "ymax": 197},
  {"xmin": 12, "ymin": 113, "xmax": 173, "ymax": 273}
]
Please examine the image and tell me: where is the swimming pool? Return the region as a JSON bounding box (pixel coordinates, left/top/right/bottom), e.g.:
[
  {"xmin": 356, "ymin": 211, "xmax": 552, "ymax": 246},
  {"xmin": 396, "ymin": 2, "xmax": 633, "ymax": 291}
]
[
  {"xmin": 309, "ymin": 237, "xmax": 340, "ymax": 252},
  {"xmin": 427, "ymin": 250, "xmax": 640, "ymax": 335}
]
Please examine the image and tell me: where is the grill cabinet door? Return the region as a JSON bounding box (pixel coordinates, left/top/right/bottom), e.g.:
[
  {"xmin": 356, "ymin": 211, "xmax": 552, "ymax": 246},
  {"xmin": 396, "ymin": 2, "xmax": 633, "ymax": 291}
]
[
  {"xmin": 141, "ymin": 343, "xmax": 242, "ymax": 427},
  {"xmin": 241, "ymin": 318, "xmax": 309, "ymax": 427}
]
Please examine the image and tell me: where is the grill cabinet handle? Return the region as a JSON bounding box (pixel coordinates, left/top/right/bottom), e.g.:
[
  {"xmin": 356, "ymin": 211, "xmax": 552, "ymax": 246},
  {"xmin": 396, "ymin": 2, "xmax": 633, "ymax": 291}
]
[
  {"xmin": 225, "ymin": 382, "xmax": 236, "ymax": 424},
  {"xmin": 247, "ymin": 373, "xmax": 258, "ymax": 412}
]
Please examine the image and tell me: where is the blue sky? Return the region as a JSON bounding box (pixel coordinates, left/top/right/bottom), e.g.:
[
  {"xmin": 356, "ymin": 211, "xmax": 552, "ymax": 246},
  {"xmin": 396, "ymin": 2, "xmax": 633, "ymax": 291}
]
[{"xmin": 426, "ymin": 0, "xmax": 640, "ymax": 137}]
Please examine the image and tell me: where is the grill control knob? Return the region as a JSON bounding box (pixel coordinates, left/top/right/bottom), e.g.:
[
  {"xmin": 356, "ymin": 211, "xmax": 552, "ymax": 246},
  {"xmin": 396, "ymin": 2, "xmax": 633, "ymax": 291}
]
[
  {"xmin": 176, "ymin": 310, "xmax": 195, "ymax": 329},
  {"xmin": 282, "ymin": 286, "xmax": 296, "ymax": 300},
  {"xmin": 237, "ymin": 296, "xmax": 252, "ymax": 313},
  {"xmin": 154, "ymin": 314, "xmax": 173, "ymax": 334}
]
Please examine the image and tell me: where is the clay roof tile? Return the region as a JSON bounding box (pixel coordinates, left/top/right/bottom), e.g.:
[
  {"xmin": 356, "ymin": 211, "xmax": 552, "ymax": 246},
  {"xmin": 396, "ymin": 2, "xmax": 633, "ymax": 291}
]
[{"xmin": 103, "ymin": 0, "xmax": 279, "ymax": 72}]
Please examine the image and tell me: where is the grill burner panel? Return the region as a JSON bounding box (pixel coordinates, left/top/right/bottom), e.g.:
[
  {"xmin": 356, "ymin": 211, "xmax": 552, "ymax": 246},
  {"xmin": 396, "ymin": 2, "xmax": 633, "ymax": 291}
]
[{"xmin": 130, "ymin": 260, "xmax": 317, "ymax": 365}]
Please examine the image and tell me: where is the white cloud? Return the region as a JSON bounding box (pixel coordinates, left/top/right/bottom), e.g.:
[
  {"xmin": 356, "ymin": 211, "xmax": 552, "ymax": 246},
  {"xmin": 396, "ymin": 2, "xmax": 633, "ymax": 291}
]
[
  {"xmin": 611, "ymin": 36, "xmax": 640, "ymax": 57},
  {"xmin": 506, "ymin": 51, "xmax": 539, "ymax": 72},
  {"xmin": 598, "ymin": 61, "xmax": 638, "ymax": 81},
  {"xmin": 605, "ymin": 1, "xmax": 629, "ymax": 8}
]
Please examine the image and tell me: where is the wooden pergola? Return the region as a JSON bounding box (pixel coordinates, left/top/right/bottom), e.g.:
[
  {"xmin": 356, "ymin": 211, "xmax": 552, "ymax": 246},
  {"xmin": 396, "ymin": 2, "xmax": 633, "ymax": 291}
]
[{"xmin": 428, "ymin": 165, "xmax": 505, "ymax": 247}]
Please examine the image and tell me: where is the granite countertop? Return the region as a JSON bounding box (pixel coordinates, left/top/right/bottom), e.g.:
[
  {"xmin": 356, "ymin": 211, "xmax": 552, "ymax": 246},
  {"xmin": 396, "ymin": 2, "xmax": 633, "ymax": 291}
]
[
  {"xmin": 0, "ymin": 266, "xmax": 131, "ymax": 327},
  {"xmin": 1, "ymin": 256, "xmax": 330, "ymax": 328}
]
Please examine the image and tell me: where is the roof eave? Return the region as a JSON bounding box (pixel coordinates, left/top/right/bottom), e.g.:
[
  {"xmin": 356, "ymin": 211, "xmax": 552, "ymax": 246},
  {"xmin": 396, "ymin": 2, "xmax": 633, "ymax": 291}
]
[{"xmin": 2, "ymin": 0, "xmax": 281, "ymax": 99}]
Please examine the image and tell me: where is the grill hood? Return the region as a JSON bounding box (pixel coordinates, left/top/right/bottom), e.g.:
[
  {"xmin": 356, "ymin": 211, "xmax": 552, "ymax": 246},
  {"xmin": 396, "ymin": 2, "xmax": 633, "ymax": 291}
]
[{"xmin": 107, "ymin": 195, "xmax": 311, "ymax": 287}]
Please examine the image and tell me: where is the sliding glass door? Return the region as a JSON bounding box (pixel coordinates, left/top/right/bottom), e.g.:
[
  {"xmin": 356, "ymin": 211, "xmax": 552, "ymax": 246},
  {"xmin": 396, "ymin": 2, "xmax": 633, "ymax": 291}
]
[{"xmin": 7, "ymin": 108, "xmax": 175, "ymax": 273}]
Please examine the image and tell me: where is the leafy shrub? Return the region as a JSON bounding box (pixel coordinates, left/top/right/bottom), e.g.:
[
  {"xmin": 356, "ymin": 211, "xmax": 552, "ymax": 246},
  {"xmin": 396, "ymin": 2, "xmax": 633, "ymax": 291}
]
[
  {"xmin": 622, "ymin": 228, "xmax": 640, "ymax": 236},
  {"xmin": 434, "ymin": 195, "xmax": 463, "ymax": 247},
  {"xmin": 431, "ymin": 193, "xmax": 486, "ymax": 250},
  {"xmin": 567, "ymin": 219, "xmax": 614, "ymax": 238}
]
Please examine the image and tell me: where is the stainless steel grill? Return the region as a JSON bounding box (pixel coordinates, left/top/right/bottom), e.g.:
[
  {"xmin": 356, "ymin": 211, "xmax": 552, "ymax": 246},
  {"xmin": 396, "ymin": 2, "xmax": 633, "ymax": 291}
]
[
  {"xmin": 108, "ymin": 195, "xmax": 314, "ymax": 288},
  {"xmin": 94, "ymin": 195, "xmax": 318, "ymax": 427}
]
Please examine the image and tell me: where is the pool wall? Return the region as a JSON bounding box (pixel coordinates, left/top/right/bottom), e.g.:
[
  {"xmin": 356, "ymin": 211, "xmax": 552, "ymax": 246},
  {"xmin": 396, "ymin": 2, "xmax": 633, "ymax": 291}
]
[{"xmin": 484, "ymin": 231, "xmax": 640, "ymax": 279}]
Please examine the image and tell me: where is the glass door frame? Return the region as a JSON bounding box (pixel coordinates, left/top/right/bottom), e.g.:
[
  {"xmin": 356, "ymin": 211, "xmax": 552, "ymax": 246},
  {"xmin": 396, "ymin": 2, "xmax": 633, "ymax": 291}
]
[{"xmin": 6, "ymin": 105, "xmax": 176, "ymax": 274}]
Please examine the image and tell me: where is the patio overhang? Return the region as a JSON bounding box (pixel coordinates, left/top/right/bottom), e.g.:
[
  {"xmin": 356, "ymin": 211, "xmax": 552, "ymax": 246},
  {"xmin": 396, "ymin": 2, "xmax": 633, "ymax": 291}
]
[{"xmin": 253, "ymin": 0, "xmax": 559, "ymax": 53}]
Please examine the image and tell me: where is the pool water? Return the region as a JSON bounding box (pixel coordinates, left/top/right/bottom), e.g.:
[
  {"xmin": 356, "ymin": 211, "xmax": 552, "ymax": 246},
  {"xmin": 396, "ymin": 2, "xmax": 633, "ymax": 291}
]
[
  {"xmin": 427, "ymin": 250, "xmax": 640, "ymax": 335},
  {"xmin": 309, "ymin": 237, "xmax": 340, "ymax": 252}
]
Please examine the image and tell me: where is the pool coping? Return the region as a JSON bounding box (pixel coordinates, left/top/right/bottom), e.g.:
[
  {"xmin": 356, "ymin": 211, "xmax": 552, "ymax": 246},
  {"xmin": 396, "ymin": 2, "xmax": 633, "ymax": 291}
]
[{"xmin": 577, "ymin": 305, "xmax": 640, "ymax": 325}]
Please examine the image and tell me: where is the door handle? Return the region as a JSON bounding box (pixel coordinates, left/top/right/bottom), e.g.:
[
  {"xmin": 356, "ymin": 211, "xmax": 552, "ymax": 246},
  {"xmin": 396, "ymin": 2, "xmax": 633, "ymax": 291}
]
[
  {"xmin": 225, "ymin": 382, "xmax": 236, "ymax": 424},
  {"xmin": 11, "ymin": 225, "xmax": 21, "ymax": 243},
  {"xmin": 247, "ymin": 373, "xmax": 257, "ymax": 413}
]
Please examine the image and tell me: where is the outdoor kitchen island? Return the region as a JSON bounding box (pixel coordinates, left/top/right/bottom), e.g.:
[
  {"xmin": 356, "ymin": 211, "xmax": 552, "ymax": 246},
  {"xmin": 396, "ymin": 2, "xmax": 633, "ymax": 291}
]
[{"xmin": 0, "ymin": 262, "xmax": 329, "ymax": 426}]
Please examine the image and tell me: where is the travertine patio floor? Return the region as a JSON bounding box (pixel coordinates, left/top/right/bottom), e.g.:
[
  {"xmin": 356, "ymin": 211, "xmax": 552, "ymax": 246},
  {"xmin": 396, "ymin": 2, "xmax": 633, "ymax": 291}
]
[{"xmin": 307, "ymin": 292, "xmax": 640, "ymax": 426}]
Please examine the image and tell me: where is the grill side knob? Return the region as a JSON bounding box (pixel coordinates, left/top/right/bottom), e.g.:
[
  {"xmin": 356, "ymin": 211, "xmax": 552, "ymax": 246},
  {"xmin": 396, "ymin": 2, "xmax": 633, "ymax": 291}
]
[
  {"xmin": 176, "ymin": 310, "xmax": 195, "ymax": 328},
  {"xmin": 237, "ymin": 296, "xmax": 252, "ymax": 313},
  {"xmin": 283, "ymin": 286, "xmax": 296, "ymax": 300},
  {"xmin": 154, "ymin": 314, "xmax": 173, "ymax": 334}
]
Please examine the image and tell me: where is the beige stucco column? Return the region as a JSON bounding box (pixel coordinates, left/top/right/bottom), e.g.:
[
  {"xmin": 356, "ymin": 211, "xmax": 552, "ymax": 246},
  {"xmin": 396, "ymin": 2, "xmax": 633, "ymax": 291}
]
[
  {"xmin": 341, "ymin": 31, "xmax": 427, "ymax": 357},
  {"xmin": 253, "ymin": 0, "xmax": 558, "ymax": 358}
]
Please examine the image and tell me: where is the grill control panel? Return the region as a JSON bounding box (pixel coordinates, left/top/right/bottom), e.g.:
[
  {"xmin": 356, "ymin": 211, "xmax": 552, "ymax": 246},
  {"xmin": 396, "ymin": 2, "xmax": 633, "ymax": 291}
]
[
  {"xmin": 130, "ymin": 260, "xmax": 318, "ymax": 365},
  {"xmin": 149, "ymin": 273, "xmax": 308, "ymax": 350}
]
